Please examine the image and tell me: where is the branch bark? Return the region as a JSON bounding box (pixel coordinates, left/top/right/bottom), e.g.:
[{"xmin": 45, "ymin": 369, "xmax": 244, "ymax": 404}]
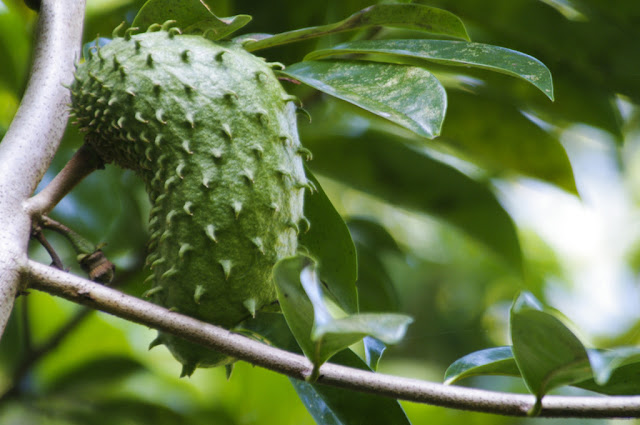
[
  {"xmin": 0, "ymin": 0, "xmax": 85, "ymax": 338},
  {"xmin": 24, "ymin": 259, "xmax": 640, "ymax": 419},
  {"xmin": 24, "ymin": 144, "xmax": 103, "ymax": 217}
]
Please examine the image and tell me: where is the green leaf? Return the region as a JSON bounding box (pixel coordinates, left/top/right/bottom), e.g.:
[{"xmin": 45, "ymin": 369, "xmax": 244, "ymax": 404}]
[
  {"xmin": 238, "ymin": 314, "xmax": 411, "ymax": 425},
  {"xmin": 299, "ymin": 169, "xmax": 358, "ymax": 313},
  {"xmin": 132, "ymin": 0, "xmax": 251, "ymax": 39},
  {"xmin": 0, "ymin": 10, "xmax": 30, "ymax": 93},
  {"xmin": 273, "ymin": 256, "xmax": 411, "ymax": 372},
  {"xmin": 536, "ymin": 0, "xmax": 588, "ymax": 21},
  {"xmin": 575, "ymin": 361, "xmax": 640, "ymax": 395},
  {"xmin": 46, "ymin": 356, "xmax": 146, "ymax": 394},
  {"xmin": 302, "ymin": 125, "xmax": 523, "ymax": 272},
  {"xmin": 290, "ymin": 348, "xmax": 411, "ymax": 425},
  {"xmin": 444, "ymin": 346, "xmax": 520, "ymax": 385},
  {"xmin": 510, "ymin": 292, "xmax": 592, "ymax": 412},
  {"xmin": 443, "ymin": 345, "xmax": 640, "ymax": 395},
  {"xmin": 440, "ymin": 90, "xmax": 577, "ymax": 194},
  {"xmin": 587, "ymin": 347, "xmax": 640, "ymax": 386},
  {"xmin": 363, "ymin": 336, "xmax": 386, "ymax": 371},
  {"xmin": 283, "ymin": 61, "xmax": 446, "ymax": 139},
  {"xmin": 347, "ymin": 217, "xmax": 403, "ymax": 255},
  {"xmin": 313, "ymin": 313, "xmax": 412, "ymax": 346},
  {"xmin": 242, "ymin": 4, "xmax": 469, "ymax": 51},
  {"xmin": 305, "ymin": 39, "xmax": 554, "ymax": 100}
]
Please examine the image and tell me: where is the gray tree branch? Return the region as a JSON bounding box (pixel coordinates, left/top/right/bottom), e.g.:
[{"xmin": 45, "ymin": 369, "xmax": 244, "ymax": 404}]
[
  {"xmin": 24, "ymin": 259, "xmax": 640, "ymax": 419},
  {"xmin": 0, "ymin": 0, "xmax": 85, "ymax": 338},
  {"xmin": 25, "ymin": 144, "xmax": 103, "ymax": 217}
]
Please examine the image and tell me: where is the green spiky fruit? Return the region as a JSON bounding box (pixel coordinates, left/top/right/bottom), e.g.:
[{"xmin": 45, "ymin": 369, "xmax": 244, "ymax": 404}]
[{"xmin": 70, "ymin": 24, "xmax": 309, "ymax": 377}]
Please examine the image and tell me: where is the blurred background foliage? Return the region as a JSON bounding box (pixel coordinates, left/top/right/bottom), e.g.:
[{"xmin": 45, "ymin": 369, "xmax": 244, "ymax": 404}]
[{"xmin": 0, "ymin": 0, "xmax": 639, "ymax": 423}]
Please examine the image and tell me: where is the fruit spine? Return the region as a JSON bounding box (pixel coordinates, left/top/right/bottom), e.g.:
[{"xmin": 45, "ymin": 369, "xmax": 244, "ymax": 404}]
[{"xmin": 70, "ymin": 22, "xmax": 310, "ymax": 376}]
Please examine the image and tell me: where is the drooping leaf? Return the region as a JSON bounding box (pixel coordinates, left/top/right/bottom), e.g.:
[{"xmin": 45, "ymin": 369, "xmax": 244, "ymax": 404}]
[
  {"xmin": 587, "ymin": 347, "xmax": 640, "ymax": 386},
  {"xmin": 241, "ymin": 3, "xmax": 469, "ymax": 51},
  {"xmin": 302, "ymin": 125, "xmax": 523, "ymax": 272},
  {"xmin": 363, "ymin": 336, "xmax": 387, "ymax": 371},
  {"xmin": 282, "ymin": 61, "xmax": 446, "ymax": 139},
  {"xmin": 347, "ymin": 217, "xmax": 403, "ymax": 255},
  {"xmin": 444, "ymin": 346, "xmax": 520, "ymax": 385},
  {"xmin": 535, "ymin": 0, "xmax": 588, "ymax": 21},
  {"xmin": 443, "ymin": 345, "xmax": 640, "ymax": 396},
  {"xmin": 575, "ymin": 361, "xmax": 640, "ymax": 396},
  {"xmin": 291, "ymin": 348, "xmax": 411, "ymax": 425},
  {"xmin": 347, "ymin": 217, "xmax": 402, "ymax": 313},
  {"xmin": 352, "ymin": 244, "xmax": 400, "ymax": 313},
  {"xmin": 237, "ymin": 314, "xmax": 411, "ymax": 425},
  {"xmin": 299, "ymin": 169, "xmax": 358, "ymax": 313},
  {"xmin": 273, "ymin": 256, "xmax": 411, "ymax": 372},
  {"xmin": 510, "ymin": 292, "xmax": 592, "ymax": 413},
  {"xmin": 444, "ymin": 68, "xmax": 623, "ymax": 142},
  {"xmin": 440, "ymin": 90, "xmax": 577, "ymax": 194},
  {"xmin": 63, "ymin": 398, "xmax": 190, "ymax": 425},
  {"xmin": 46, "ymin": 356, "xmax": 147, "ymax": 394},
  {"xmin": 132, "ymin": 0, "xmax": 251, "ymax": 39},
  {"xmin": 305, "ymin": 39, "xmax": 553, "ymax": 100}
]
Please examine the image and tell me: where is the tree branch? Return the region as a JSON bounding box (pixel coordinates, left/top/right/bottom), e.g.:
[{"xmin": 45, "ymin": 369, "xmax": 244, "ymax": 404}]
[
  {"xmin": 23, "ymin": 260, "xmax": 640, "ymax": 419},
  {"xmin": 0, "ymin": 0, "xmax": 85, "ymax": 339},
  {"xmin": 25, "ymin": 144, "xmax": 103, "ymax": 217}
]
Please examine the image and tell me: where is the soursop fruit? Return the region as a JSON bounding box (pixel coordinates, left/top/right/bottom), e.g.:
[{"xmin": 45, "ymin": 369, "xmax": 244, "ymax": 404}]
[{"xmin": 70, "ymin": 23, "xmax": 310, "ymax": 377}]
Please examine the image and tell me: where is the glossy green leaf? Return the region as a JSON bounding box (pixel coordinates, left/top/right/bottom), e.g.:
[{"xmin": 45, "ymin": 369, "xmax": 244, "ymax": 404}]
[
  {"xmin": 313, "ymin": 312, "xmax": 412, "ymax": 346},
  {"xmin": 0, "ymin": 10, "xmax": 30, "ymax": 94},
  {"xmin": 46, "ymin": 356, "xmax": 146, "ymax": 394},
  {"xmin": 536, "ymin": 0, "xmax": 588, "ymax": 21},
  {"xmin": 302, "ymin": 126, "xmax": 523, "ymax": 272},
  {"xmin": 283, "ymin": 61, "xmax": 447, "ymax": 139},
  {"xmin": 273, "ymin": 256, "xmax": 411, "ymax": 371},
  {"xmin": 511, "ymin": 292, "xmax": 592, "ymax": 412},
  {"xmin": 299, "ymin": 169, "xmax": 358, "ymax": 313},
  {"xmin": 443, "ymin": 345, "xmax": 640, "ymax": 396},
  {"xmin": 347, "ymin": 217, "xmax": 403, "ymax": 255},
  {"xmin": 575, "ymin": 361, "xmax": 640, "ymax": 395},
  {"xmin": 132, "ymin": 0, "xmax": 251, "ymax": 39},
  {"xmin": 238, "ymin": 314, "xmax": 411, "ymax": 425},
  {"xmin": 306, "ymin": 39, "xmax": 554, "ymax": 100},
  {"xmin": 64, "ymin": 398, "xmax": 189, "ymax": 425},
  {"xmin": 440, "ymin": 90, "xmax": 577, "ymax": 194},
  {"xmin": 363, "ymin": 336, "xmax": 386, "ymax": 371},
  {"xmin": 242, "ymin": 3, "xmax": 469, "ymax": 51},
  {"xmin": 587, "ymin": 347, "xmax": 640, "ymax": 386},
  {"xmin": 347, "ymin": 218, "xmax": 402, "ymax": 313},
  {"xmin": 444, "ymin": 346, "xmax": 520, "ymax": 385},
  {"xmin": 291, "ymin": 348, "xmax": 411, "ymax": 425},
  {"xmin": 352, "ymin": 243, "xmax": 400, "ymax": 313}
]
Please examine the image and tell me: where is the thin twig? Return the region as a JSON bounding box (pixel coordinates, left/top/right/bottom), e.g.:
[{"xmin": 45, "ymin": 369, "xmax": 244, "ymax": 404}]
[
  {"xmin": 23, "ymin": 260, "xmax": 640, "ymax": 419},
  {"xmin": 25, "ymin": 144, "xmax": 103, "ymax": 217},
  {"xmin": 31, "ymin": 226, "xmax": 65, "ymax": 270}
]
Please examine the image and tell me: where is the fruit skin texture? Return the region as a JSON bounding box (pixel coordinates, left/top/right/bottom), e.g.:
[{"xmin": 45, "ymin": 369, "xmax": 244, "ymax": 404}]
[{"xmin": 71, "ymin": 26, "xmax": 308, "ymax": 376}]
